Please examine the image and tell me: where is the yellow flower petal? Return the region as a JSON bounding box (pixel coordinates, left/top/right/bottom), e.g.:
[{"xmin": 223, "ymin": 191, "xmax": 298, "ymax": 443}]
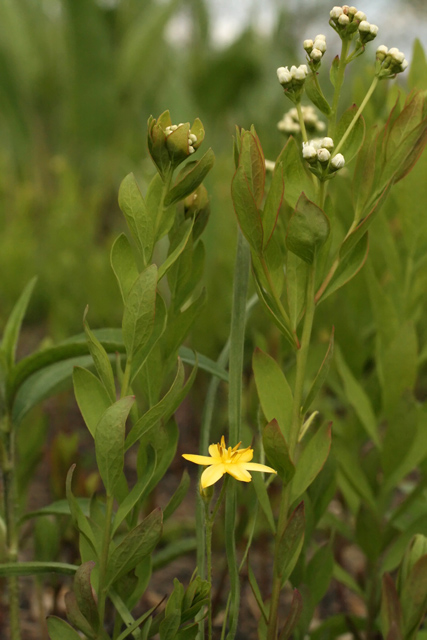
[
  {"xmin": 201, "ymin": 464, "xmax": 226, "ymax": 488},
  {"xmin": 182, "ymin": 454, "xmax": 217, "ymax": 466},
  {"xmin": 226, "ymin": 464, "xmax": 252, "ymax": 482},
  {"xmin": 208, "ymin": 443, "xmax": 221, "ymax": 458},
  {"xmin": 235, "ymin": 448, "xmax": 254, "ymax": 463},
  {"xmin": 244, "ymin": 462, "xmax": 277, "ymax": 474}
]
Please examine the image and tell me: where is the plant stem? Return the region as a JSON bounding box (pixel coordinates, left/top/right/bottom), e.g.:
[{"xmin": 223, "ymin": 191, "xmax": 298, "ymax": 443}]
[
  {"xmin": 205, "ymin": 479, "xmax": 228, "ymax": 640},
  {"xmin": 1, "ymin": 413, "xmax": 21, "ymax": 640},
  {"xmin": 224, "ymin": 229, "xmax": 251, "ymax": 640},
  {"xmin": 97, "ymin": 494, "xmax": 114, "ymax": 635},
  {"xmin": 333, "ymin": 76, "xmax": 379, "ymax": 158},
  {"xmin": 329, "ymin": 38, "xmax": 351, "ymax": 139},
  {"xmin": 296, "ymin": 102, "xmax": 309, "ymax": 143},
  {"xmin": 266, "ymin": 260, "xmax": 317, "ymax": 640}
]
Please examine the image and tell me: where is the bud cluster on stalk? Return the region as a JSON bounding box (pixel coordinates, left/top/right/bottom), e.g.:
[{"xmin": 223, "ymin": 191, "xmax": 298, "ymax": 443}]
[
  {"xmin": 147, "ymin": 111, "xmax": 205, "ymax": 176},
  {"xmin": 165, "ymin": 123, "xmax": 198, "ymax": 155},
  {"xmin": 276, "ymin": 64, "xmax": 308, "ymax": 103},
  {"xmin": 376, "ymin": 45, "xmax": 408, "ymax": 78},
  {"xmin": 302, "ymin": 137, "xmax": 345, "ymax": 180},
  {"xmin": 304, "ymin": 34, "xmax": 327, "ymax": 70},
  {"xmin": 329, "ymin": 5, "xmax": 378, "ymax": 44},
  {"xmin": 278, "ymin": 105, "xmax": 326, "ymax": 135}
]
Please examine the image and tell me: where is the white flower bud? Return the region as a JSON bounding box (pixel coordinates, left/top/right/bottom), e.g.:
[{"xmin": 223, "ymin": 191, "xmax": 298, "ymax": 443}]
[
  {"xmin": 303, "ymin": 39, "xmax": 313, "ymax": 51},
  {"xmin": 388, "ymin": 47, "xmax": 400, "ymax": 57},
  {"xmin": 338, "ymin": 13, "xmax": 350, "ymax": 25},
  {"xmin": 321, "ymin": 137, "xmax": 334, "ymax": 150},
  {"xmin": 313, "ymin": 38, "xmax": 327, "ymax": 52},
  {"xmin": 314, "ymin": 34, "xmax": 326, "ymax": 41},
  {"xmin": 370, "ymin": 24, "xmax": 378, "ymax": 36},
  {"xmin": 401, "ymin": 59, "xmax": 409, "ymax": 71},
  {"xmin": 292, "ymin": 64, "xmax": 307, "ymax": 80},
  {"xmin": 348, "ymin": 6, "xmax": 358, "ymax": 15},
  {"xmin": 277, "ymin": 66, "xmax": 292, "ymax": 84},
  {"xmin": 265, "ymin": 159, "xmax": 276, "ymax": 172},
  {"xmin": 391, "ymin": 49, "xmax": 405, "ymax": 63},
  {"xmin": 317, "ymin": 148, "xmax": 331, "ymax": 163},
  {"xmin": 316, "ymin": 121, "xmax": 326, "ymax": 132},
  {"xmin": 331, "ymin": 153, "xmax": 345, "ymax": 169},
  {"xmin": 188, "ymin": 145, "xmax": 195, "ymax": 154},
  {"xmin": 355, "ymin": 10, "xmax": 367, "ymax": 21},
  {"xmin": 377, "ymin": 45, "xmax": 388, "ymax": 54},
  {"xmin": 330, "ymin": 6, "xmax": 343, "ymax": 19},
  {"xmin": 189, "ymin": 133, "xmax": 198, "ymax": 143},
  {"xmin": 302, "ymin": 143, "xmax": 318, "ymax": 161},
  {"xmin": 359, "ymin": 20, "xmax": 371, "ymax": 32},
  {"xmin": 310, "ymin": 48, "xmax": 323, "ymax": 61}
]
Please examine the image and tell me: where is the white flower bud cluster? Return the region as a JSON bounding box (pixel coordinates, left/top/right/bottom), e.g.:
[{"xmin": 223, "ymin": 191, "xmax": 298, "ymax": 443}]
[
  {"xmin": 164, "ymin": 123, "xmax": 198, "ymax": 154},
  {"xmin": 376, "ymin": 45, "xmax": 408, "ymax": 76},
  {"xmin": 302, "ymin": 138, "xmax": 345, "ymax": 173},
  {"xmin": 278, "ymin": 105, "xmax": 326, "ymax": 135},
  {"xmin": 277, "ymin": 64, "xmax": 308, "ymax": 87},
  {"xmin": 329, "ymin": 5, "xmax": 378, "ymax": 43},
  {"xmin": 303, "ymin": 34, "xmax": 327, "ymax": 64}
]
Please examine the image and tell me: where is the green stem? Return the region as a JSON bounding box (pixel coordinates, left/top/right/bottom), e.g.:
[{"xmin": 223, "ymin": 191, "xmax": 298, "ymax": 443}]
[
  {"xmin": 329, "ymin": 38, "xmax": 351, "ymax": 138},
  {"xmin": 120, "ymin": 358, "xmax": 132, "ymax": 398},
  {"xmin": 224, "ymin": 230, "xmax": 251, "ymax": 640},
  {"xmin": 2, "ymin": 414, "xmax": 21, "ymax": 640},
  {"xmin": 296, "ymin": 102, "xmax": 309, "ymax": 143},
  {"xmin": 97, "ymin": 494, "xmax": 114, "ymax": 634},
  {"xmin": 333, "ymin": 76, "xmax": 379, "ymax": 158},
  {"xmin": 205, "ymin": 479, "xmax": 227, "ymax": 640}
]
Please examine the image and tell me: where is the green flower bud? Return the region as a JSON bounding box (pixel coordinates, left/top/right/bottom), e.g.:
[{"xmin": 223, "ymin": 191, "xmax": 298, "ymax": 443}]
[{"xmin": 184, "ymin": 183, "xmax": 210, "ymax": 241}]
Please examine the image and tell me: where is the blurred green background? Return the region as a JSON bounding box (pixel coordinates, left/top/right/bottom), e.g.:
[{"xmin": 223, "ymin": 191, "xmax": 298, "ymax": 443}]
[{"xmin": 0, "ymin": 0, "xmax": 426, "ymax": 357}]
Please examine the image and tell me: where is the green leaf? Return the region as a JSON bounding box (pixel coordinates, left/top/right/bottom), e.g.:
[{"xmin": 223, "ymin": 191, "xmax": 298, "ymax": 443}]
[
  {"xmin": 277, "ymin": 136, "xmax": 316, "ymax": 209},
  {"xmin": 262, "ymin": 420, "xmax": 295, "ymax": 484},
  {"xmin": 118, "ymin": 172, "xmax": 154, "ymax": 262},
  {"xmin": 251, "ymin": 473, "xmax": 276, "ymax": 534},
  {"xmin": 290, "ymin": 422, "xmax": 332, "ymax": 503},
  {"xmin": 112, "ymin": 448, "xmax": 156, "ymax": 535},
  {"xmin": 247, "ymin": 562, "xmax": 268, "ymax": 623},
  {"xmin": 146, "ymin": 173, "xmax": 175, "ymax": 243},
  {"xmin": 286, "ymin": 250, "xmax": 308, "ymax": 331},
  {"xmin": 1, "ymin": 276, "xmax": 37, "ymax": 370},
  {"xmin": 252, "ymin": 270, "xmax": 297, "ymax": 349},
  {"xmin": 303, "ymin": 328, "xmax": 334, "ymax": 413},
  {"xmin": 231, "ymin": 165, "xmax": 263, "ymax": 254},
  {"xmin": 126, "ymin": 357, "xmax": 187, "ymax": 450},
  {"xmin": 334, "ymin": 439, "xmax": 376, "ymax": 511},
  {"xmin": 131, "ymin": 292, "xmax": 167, "ymax": 383},
  {"xmin": 110, "ymin": 233, "xmax": 139, "ymax": 303},
  {"xmin": 306, "ymin": 544, "xmax": 334, "ymax": 605},
  {"xmin": 335, "ymin": 346, "xmax": 380, "ymax": 448},
  {"xmin": 320, "ymin": 233, "xmax": 369, "ymax": 302},
  {"xmin": 21, "ymin": 498, "xmax": 90, "ymax": 523},
  {"xmin": 74, "ymin": 562, "xmax": 99, "ymax": 632},
  {"xmin": 253, "ymin": 348, "xmax": 293, "ymax": 441},
  {"xmin": 305, "ymin": 74, "xmax": 331, "ymax": 115},
  {"xmin": 179, "ymin": 346, "xmax": 228, "ymax": 382},
  {"xmin": 83, "ymin": 310, "xmax": 116, "ymax": 403},
  {"xmin": 95, "ymin": 396, "xmax": 134, "ymax": 495},
  {"xmin": 66, "ymin": 465, "xmax": 98, "ymax": 554},
  {"xmin": 409, "ymin": 39, "xmax": 427, "ymax": 91},
  {"xmin": 163, "ymin": 470, "xmax": 190, "ymax": 521},
  {"xmin": 73, "ymin": 366, "xmax": 111, "ymax": 438},
  {"xmin": 356, "ymin": 505, "xmax": 382, "ymax": 562},
  {"xmin": 64, "ymin": 591, "xmax": 96, "ymax": 638},
  {"xmin": 278, "ymin": 589, "xmax": 303, "ymax": 640},
  {"xmin": 107, "ymin": 508, "xmax": 163, "ymax": 586},
  {"xmin": 329, "ymin": 55, "xmax": 339, "ymax": 88},
  {"xmin": 401, "ymin": 555, "xmax": 427, "ymax": 638},
  {"xmin": 122, "ymin": 264, "xmax": 157, "ymax": 359},
  {"xmin": 165, "ymin": 148, "xmax": 215, "ymax": 206},
  {"xmin": 381, "ymin": 573, "xmax": 403, "ymax": 640},
  {"xmin": 286, "ymin": 193, "xmax": 330, "ymax": 264},
  {"xmin": 158, "ymin": 218, "xmax": 194, "ymax": 281},
  {"xmin": 240, "ymin": 127, "xmax": 265, "ymax": 206},
  {"xmin": 380, "ymin": 322, "xmax": 418, "ymax": 416},
  {"xmin": 0, "ymin": 561, "xmax": 77, "ymax": 577},
  {"xmin": 335, "ymin": 105, "xmax": 365, "ymax": 165},
  {"xmin": 277, "ymin": 502, "xmax": 305, "ymax": 585},
  {"xmin": 262, "ymin": 162, "xmax": 284, "ymax": 248},
  {"xmin": 47, "ymin": 616, "xmax": 83, "ymax": 640}
]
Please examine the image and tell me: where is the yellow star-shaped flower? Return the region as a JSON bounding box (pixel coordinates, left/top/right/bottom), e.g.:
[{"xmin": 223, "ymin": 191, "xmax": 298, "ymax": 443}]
[{"xmin": 182, "ymin": 436, "xmax": 277, "ymax": 489}]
